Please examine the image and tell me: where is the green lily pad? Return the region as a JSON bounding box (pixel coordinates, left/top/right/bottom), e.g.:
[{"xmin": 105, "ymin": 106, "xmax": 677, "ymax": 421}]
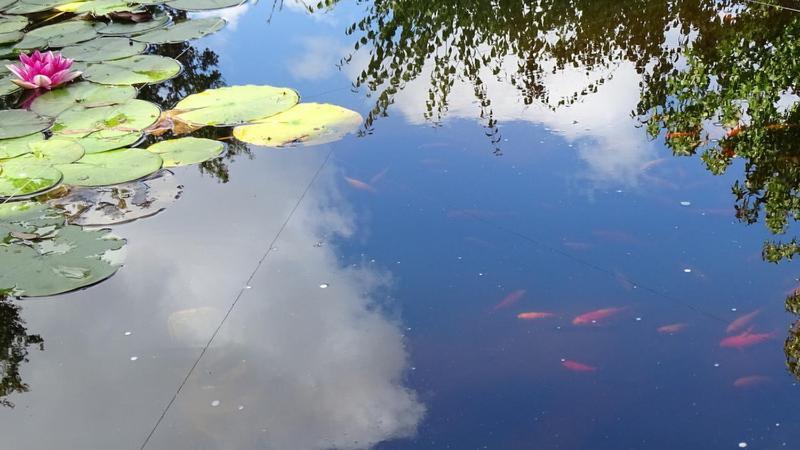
[
  {"xmin": 0, "ymin": 14, "xmax": 27, "ymax": 34},
  {"xmin": 57, "ymin": 147, "xmax": 163, "ymax": 186},
  {"xmin": 14, "ymin": 20, "xmax": 101, "ymax": 50},
  {"xmin": 61, "ymin": 37, "xmax": 147, "ymax": 62},
  {"xmin": 3, "ymin": 0, "xmax": 66, "ymax": 14},
  {"xmin": 81, "ymin": 54, "xmax": 181, "ymax": 85},
  {"xmin": 233, "ymin": 103, "xmax": 363, "ymax": 147},
  {"xmin": 72, "ymin": 131, "xmax": 141, "ymax": 154},
  {"xmin": 0, "ymin": 133, "xmax": 44, "ymax": 159},
  {"xmin": 99, "ymin": 12, "xmax": 169, "ymax": 37},
  {"xmin": 57, "ymin": 0, "xmax": 144, "ymax": 15},
  {"xmin": 31, "ymin": 81, "xmax": 137, "ymax": 117},
  {"xmin": 0, "ymin": 224, "xmax": 126, "ymax": 297},
  {"xmin": 132, "ymin": 17, "xmax": 226, "ymax": 44},
  {"xmin": 0, "ymin": 0, "xmax": 18, "ymax": 11},
  {"xmin": 0, "ymin": 73, "xmax": 19, "ymax": 96},
  {"xmin": 0, "ymin": 201, "xmax": 64, "ymax": 241},
  {"xmin": 52, "ymin": 99, "xmax": 160, "ymax": 138},
  {"xmin": 0, "ymin": 163, "xmax": 62, "ymax": 199},
  {"xmin": 167, "ymin": 0, "xmax": 246, "ymax": 11},
  {"xmin": 0, "ymin": 30, "xmax": 21, "ymax": 45},
  {"xmin": 173, "ymin": 85, "xmax": 299, "ymax": 127},
  {"xmin": 0, "ymin": 110, "xmax": 52, "ymax": 139},
  {"xmin": 146, "ymin": 137, "xmax": 223, "ymax": 167},
  {"xmin": 6, "ymin": 138, "xmax": 85, "ymax": 165}
]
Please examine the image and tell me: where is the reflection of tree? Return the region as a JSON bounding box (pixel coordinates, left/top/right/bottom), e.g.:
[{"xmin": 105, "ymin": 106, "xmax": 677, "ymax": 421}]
[
  {"xmin": 304, "ymin": 0, "xmax": 736, "ymax": 152},
  {"xmin": 784, "ymin": 292, "xmax": 800, "ymax": 380},
  {"xmin": 0, "ymin": 294, "xmax": 43, "ymax": 408}
]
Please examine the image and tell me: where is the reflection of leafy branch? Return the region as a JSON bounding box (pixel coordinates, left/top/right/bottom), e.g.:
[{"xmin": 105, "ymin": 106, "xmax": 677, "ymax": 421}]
[{"xmin": 0, "ymin": 294, "xmax": 43, "ymax": 408}]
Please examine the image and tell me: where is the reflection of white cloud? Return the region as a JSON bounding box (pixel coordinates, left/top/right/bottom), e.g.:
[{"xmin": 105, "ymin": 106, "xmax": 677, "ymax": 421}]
[
  {"xmin": 164, "ymin": 163, "xmax": 424, "ymax": 449},
  {"xmin": 283, "ymin": 0, "xmax": 338, "ymax": 24},
  {"xmin": 289, "ymin": 37, "xmax": 348, "ymax": 81},
  {"xmin": 192, "ymin": 3, "xmax": 251, "ymax": 31}
]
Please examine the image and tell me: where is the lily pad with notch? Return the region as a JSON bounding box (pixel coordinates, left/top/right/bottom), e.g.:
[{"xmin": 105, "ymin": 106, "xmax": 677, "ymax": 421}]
[
  {"xmin": 81, "ymin": 54, "xmax": 181, "ymax": 85},
  {"xmin": 31, "ymin": 81, "xmax": 137, "ymax": 117},
  {"xmin": 233, "ymin": 103, "xmax": 363, "ymax": 147},
  {"xmin": 146, "ymin": 137, "xmax": 223, "ymax": 167},
  {"xmin": 56, "ymin": 147, "xmax": 163, "ymax": 186},
  {"xmin": 173, "ymin": 85, "xmax": 299, "ymax": 127}
]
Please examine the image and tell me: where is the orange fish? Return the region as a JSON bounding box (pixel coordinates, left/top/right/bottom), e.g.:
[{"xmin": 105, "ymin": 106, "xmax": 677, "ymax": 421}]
[
  {"xmin": 639, "ymin": 158, "xmax": 667, "ymax": 172},
  {"xmin": 370, "ymin": 168, "xmax": 389, "ymax": 184},
  {"xmin": 492, "ymin": 289, "xmax": 526, "ymax": 311},
  {"xmin": 344, "ymin": 176, "xmax": 375, "ymax": 192},
  {"xmin": 561, "ymin": 359, "xmax": 596, "ymax": 372},
  {"xmin": 720, "ymin": 329, "xmax": 774, "ymax": 349},
  {"xmin": 733, "ymin": 375, "xmax": 770, "ymax": 388},
  {"xmin": 725, "ymin": 125, "xmax": 744, "ymax": 138},
  {"xmin": 666, "ymin": 130, "xmax": 698, "ymax": 139},
  {"xmin": 517, "ymin": 312, "xmax": 555, "ymax": 320},
  {"xmin": 657, "ymin": 323, "xmax": 687, "ymax": 334},
  {"xmin": 572, "ymin": 307, "xmax": 626, "ymax": 325},
  {"xmin": 726, "ymin": 309, "xmax": 761, "ymax": 334}
]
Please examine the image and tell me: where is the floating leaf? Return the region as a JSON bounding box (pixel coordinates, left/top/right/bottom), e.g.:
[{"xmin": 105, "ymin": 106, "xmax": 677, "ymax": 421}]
[
  {"xmin": 0, "ymin": 73, "xmax": 19, "ymax": 95},
  {"xmin": 31, "ymin": 81, "xmax": 137, "ymax": 117},
  {"xmin": 57, "ymin": 0, "xmax": 144, "ymax": 15},
  {"xmin": 6, "ymin": 138, "xmax": 85, "ymax": 165},
  {"xmin": 98, "ymin": 12, "xmax": 169, "ymax": 37},
  {"xmin": 0, "ymin": 30, "xmax": 21, "ymax": 45},
  {"xmin": 60, "ymin": 37, "xmax": 147, "ymax": 62},
  {"xmin": 146, "ymin": 137, "xmax": 223, "ymax": 167},
  {"xmin": 132, "ymin": 17, "xmax": 226, "ymax": 44},
  {"xmin": 0, "ymin": 163, "xmax": 62, "ymax": 199},
  {"xmin": 0, "ymin": 201, "xmax": 64, "ymax": 240},
  {"xmin": 173, "ymin": 85, "xmax": 299, "ymax": 127},
  {"xmin": 0, "ymin": 224, "xmax": 126, "ymax": 297},
  {"xmin": 233, "ymin": 103, "xmax": 363, "ymax": 147},
  {"xmin": 0, "ymin": 110, "xmax": 52, "ymax": 139},
  {"xmin": 166, "ymin": 0, "xmax": 246, "ymax": 11},
  {"xmin": 81, "ymin": 54, "xmax": 181, "ymax": 85},
  {"xmin": 49, "ymin": 170, "xmax": 181, "ymax": 226},
  {"xmin": 52, "ymin": 99, "xmax": 160, "ymax": 138},
  {"xmin": 0, "ymin": 0, "xmax": 17, "ymax": 10},
  {"xmin": 57, "ymin": 147, "xmax": 163, "ymax": 186},
  {"xmin": 72, "ymin": 131, "xmax": 141, "ymax": 154},
  {"xmin": 14, "ymin": 20, "xmax": 101, "ymax": 50},
  {"xmin": 0, "ymin": 15, "xmax": 27, "ymax": 34},
  {"xmin": 0, "ymin": 133, "xmax": 44, "ymax": 159}
]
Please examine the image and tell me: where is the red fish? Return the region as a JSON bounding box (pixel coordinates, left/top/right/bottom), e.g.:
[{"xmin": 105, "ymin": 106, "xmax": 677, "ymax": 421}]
[
  {"xmin": 344, "ymin": 176, "xmax": 375, "ymax": 192},
  {"xmin": 657, "ymin": 323, "xmax": 687, "ymax": 334},
  {"xmin": 572, "ymin": 307, "xmax": 626, "ymax": 325},
  {"xmin": 517, "ymin": 312, "xmax": 555, "ymax": 320},
  {"xmin": 726, "ymin": 309, "xmax": 761, "ymax": 334},
  {"xmin": 733, "ymin": 375, "xmax": 770, "ymax": 388},
  {"xmin": 720, "ymin": 329, "xmax": 774, "ymax": 349},
  {"xmin": 492, "ymin": 289, "xmax": 526, "ymax": 311},
  {"xmin": 561, "ymin": 359, "xmax": 596, "ymax": 372}
]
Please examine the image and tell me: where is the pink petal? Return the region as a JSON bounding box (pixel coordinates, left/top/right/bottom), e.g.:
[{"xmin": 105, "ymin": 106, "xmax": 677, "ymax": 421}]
[
  {"xmin": 32, "ymin": 74, "xmax": 52, "ymax": 89},
  {"xmin": 6, "ymin": 64, "xmax": 24, "ymax": 79},
  {"xmin": 10, "ymin": 79, "xmax": 38, "ymax": 90},
  {"xmin": 50, "ymin": 69, "xmax": 80, "ymax": 86}
]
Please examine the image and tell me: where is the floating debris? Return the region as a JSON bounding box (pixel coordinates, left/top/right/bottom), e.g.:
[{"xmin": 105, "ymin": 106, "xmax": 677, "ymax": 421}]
[
  {"xmin": 129, "ymin": 356, "xmax": 138, "ymax": 361},
  {"xmin": 211, "ymin": 400, "xmax": 220, "ymax": 407},
  {"xmin": 123, "ymin": 331, "xmax": 132, "ymax": 336},
  {"xmin": 680, "ymin": 201, "xmax": 691, "ymax": 207},
  {"xmin": 319, "ymin": 283, "xmax": 329, "ymax": 289}
]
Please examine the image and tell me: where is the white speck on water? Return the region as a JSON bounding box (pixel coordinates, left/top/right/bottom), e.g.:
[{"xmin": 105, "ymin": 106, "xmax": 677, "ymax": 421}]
[
  {"xmin": 683, "ymin": 268, "xmax": 692, "ymax": 273},
  {"xmin": 635, "ymin": 317, "xmax": 642, "ymax": 321},
  {"xmin": 130, "ymin": 356, "xmax": 138, "ymax": 361},
  {"xmin": 237, "ymin": 405, "xmax": 245, "ymax": 411},
  {"xmin": 123, "ymin": 331, "xmax": 132, "ymax": 336},
  {"xmin": 478, "ymin": 272, "xmax": 484, "ymax": 276},
  {"xmin": 314, "ymin": 241, "xmax": 324, "ymax": 248},
  {"xmin": 319, "ymin": 283, "xmax": 329, "ymax": 289},
  {"xmin": 731, "ymin": 308, "xmax": 738, "ymax": 312},
  {"xmin": 680, "ymin": 201, "xmax": 692, "ymax": 207},
  {"xmin": 556, "ymin": 326, "xmax": 562, "ymax": 330},
  {"xmin": 244, "ymin": 285, "xmax": 252, "ymax": 290},
  {"xmin": 776, "ymin": 422, "xmax": 781, "ymax": 427},
  {"xmin": 713, "ymin": 363, "xmax": 720, "ymax": 367},
  {"xmin": 616, "ymin": 189, "xmax": 623, "ymax": 193},
  {"xmin": 738, "ymin": 443, "xmax": 747, "ymax": 448},
  {"xmin": 591, "ymin": 320, "xmax": 597, "ymax": 324},
  {"xmin": 211, "ymin": 400, "xmax": 220, "ymax": 407}
]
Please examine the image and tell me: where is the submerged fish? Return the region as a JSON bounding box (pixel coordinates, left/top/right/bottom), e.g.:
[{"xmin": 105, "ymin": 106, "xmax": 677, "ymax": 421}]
[
  {"xmin": 657, "ymin": 323, "xmax": 687, "ymax": 334},
  {"xmin": 344, "ymin": 176, "xmax": 376, "ymax": 192},
  {"xmin": 561, "ymin": 359, "xmax": 596, "ymax": 372},
  {"xmin": 726, "ymin": 309, "xmax": 761, "ymax": 334},
  {"xmin": 517, "ymin": 312, "xmax": 555, "ymax": 320},
  {"xmin": 720, "ymin": 329, "xmax": 774, "ymax": 349},
  {"xmin": 370, "ymin": 167, "xmax": 389, "ymax": 184},
  {"xmin": 493, "ymin": 289, "xmax": 526, "ymax": 311},
  {"xmin": 572, "ymin": 307, "xmax": 626, "ymax": 325},
  {"xmin": 733, "ymin": 375, "xmax": 770, "ymax": 388}
]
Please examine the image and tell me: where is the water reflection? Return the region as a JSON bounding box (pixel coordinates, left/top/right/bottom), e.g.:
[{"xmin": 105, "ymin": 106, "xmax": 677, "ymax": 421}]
[{"xmin": 0, "ymin": 295, "xmax": 42, "ymax": 409}]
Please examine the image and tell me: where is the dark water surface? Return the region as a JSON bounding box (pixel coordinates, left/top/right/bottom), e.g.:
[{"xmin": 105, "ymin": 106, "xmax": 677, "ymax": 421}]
[{"xmin": 3, "ymin": 1, "xmax": 800, "ymax": 449}]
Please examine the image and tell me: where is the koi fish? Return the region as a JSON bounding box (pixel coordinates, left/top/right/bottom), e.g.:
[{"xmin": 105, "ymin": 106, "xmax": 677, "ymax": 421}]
[
  {"xmin": 657, "ymin": 323, "xmax": 687, "ymax": 334},
  {"xmin": 720, "ymin": 329, "xmax": 775, "ymax": 349},
  {"xmin": 344, "ymin": 176, "xmax": 375, "ymax": 192},
  {"xmin": 572, "ymin": 307, "xmax": 626, "ymax": 325},
  {"xmin": 726, "ymin": 309, "xmax": 760, "ymax": 334},
  {"xmin": 733, "ymin": 375, "xmax": 770, "ymax": 388},
  {"xmin": 492, "ymin": 289, "xmax": 526, "ymax": 311},
  {"xmin": 370, "ymin": 168, "xmax": 389, "ymax": 184},
  {"xmin": 639, "ymin": 158, "xmax": 666, "ymax": 172},
  {"xmin": 517, "ymin": 312, "xmax": 555, "ymax": 320},
  {"xmin": 561, "ymin": 359, "xmax": 596, "ymax": 372}
]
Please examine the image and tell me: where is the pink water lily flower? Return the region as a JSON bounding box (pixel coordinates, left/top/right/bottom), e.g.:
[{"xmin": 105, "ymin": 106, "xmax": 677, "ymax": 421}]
[{"xmin": 6, "ymin": 50, "xmax": 82, "ymax": 90}]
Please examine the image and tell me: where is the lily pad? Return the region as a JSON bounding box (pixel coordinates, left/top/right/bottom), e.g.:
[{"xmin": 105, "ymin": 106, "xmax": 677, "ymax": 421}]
[
  {"xmin": 146, "ymin": 137, "xmax": 223, "ymax": 167},
  {"xmin": 0, "ymin": 15, "xmax": 27, "ymax": 34},
  {"xmin": 0, "ymin": 0, "xmax": 17, "ymax": 11},
  {"xmin": 167, "ymin": 0, "xmax": 246, "ymax": 11},
  {"xmin": 99, "ymin": 12, "xmax": 169, "ymax": 37},
  {"xmin": 0, "ymin": 73, "xmax": 19, "ymax": 96},
  {"xmin": 14, "ymin": 20, "xmax": 101, "ymax": 50},
  {"xmin": 173, "ymin": 85, "xmax": 299, "ymax": 127},
  {"xmin": 57, "ymin": 147, "xmax": 163, "ymax": 186},
  {"xmin": 0, "ymin": 133, "xmax": 44, "ymax": 159},
  {"xmin": 57, "ymin": 0, "xmax": 144, "ymax": 15},
  {"xmin": 61, "ymin": 37, "xmax": 147, "ymax": 62},
  {"xmin": 50, "ymin": 170, "xmax": 181, "ymax": 226},
  {"xmin": 0, "ymin": 201, "xmax": 64, "ymax": 240},
  {"xmin": 72, "ymin": 131, "xmax": 141, "ymax": 154},
  {"xmin": 31, "ymin": 81, "xmax": 137, "ymax": 117},
  {"xmin": 0, "ymin": 30, "xmax": 21, "ymax": 45},
  {"xmin": 0, "ymin": 163, "xmax": 62, "ymax": 199},
  {"xmin": 0, "ymin": 110, "xmax": 52, "ymax": 139},
  {"xmin": 52, "ymin": 99, "xmax": 160, "ymax": 138},
  {"xmin": 0, "ymin": 224, "xmax": 126, "ymax": 297},
  {"xmin": 81, "ymin": 54, "xmax": 181, "ymax": 85},
  {"xmin": 232, "ymin": 103, "xmax": 363, "ymax": 147},
  {"xmin": 132, "ymin": 17, "xmax": 226, "ymax": 44},
  {"xmin": 6, "ymin": 138, "xmax": 85, "ymax": 165}
]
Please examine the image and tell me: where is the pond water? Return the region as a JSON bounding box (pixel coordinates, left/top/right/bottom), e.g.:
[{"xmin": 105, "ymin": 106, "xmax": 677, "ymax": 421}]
[{"xmin": 1, "ymin": 1, "xmax": 800, "ymax": 449}]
